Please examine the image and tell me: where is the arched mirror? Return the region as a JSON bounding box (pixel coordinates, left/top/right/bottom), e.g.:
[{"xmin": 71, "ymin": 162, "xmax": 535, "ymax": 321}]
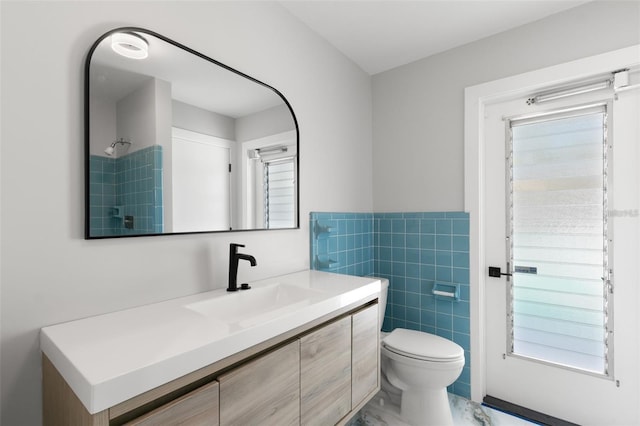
[{"xmin": 85, "ymin": 27, "xmax": 299, "ymax": 238}]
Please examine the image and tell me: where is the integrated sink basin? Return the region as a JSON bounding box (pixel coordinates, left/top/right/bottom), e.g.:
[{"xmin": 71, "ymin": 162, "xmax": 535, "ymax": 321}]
[
  {"xmin": 40, "ymin": 270, "xmax": 381, "ymax": 414},
  {"xmin": 185, "ymin": 283, "xmax": 325, "ymax": 329}
]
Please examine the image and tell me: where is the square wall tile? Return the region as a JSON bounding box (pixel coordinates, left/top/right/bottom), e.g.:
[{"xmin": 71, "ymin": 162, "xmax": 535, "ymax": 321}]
[{"xmin": 310, "ymin": 211, "xmax": 470, "ymax": 399}]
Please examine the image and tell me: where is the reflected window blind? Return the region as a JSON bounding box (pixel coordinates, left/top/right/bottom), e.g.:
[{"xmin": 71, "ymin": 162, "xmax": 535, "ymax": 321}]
[
  {"xmin": 508, "ymin": 106, "xmax": 610, "ymax": 375},
  {"xmin": 264, "ymin": 158, "xmax": 295, "ymax": 229}
]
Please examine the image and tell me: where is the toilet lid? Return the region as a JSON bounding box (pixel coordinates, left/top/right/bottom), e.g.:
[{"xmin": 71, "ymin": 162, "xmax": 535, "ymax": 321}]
[{"xmin": 382, "ymin": 328, "xmax": 464, "ymax": 362}]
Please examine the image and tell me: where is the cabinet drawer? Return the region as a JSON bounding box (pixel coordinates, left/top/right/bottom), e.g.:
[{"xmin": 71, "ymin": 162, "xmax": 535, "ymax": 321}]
[
  {"xmin": 218, "ymin": 341, "xmax": 300, "ymax": 426},
  {"xmin": 125, "ymin": 381, "xmax": 219, "ymax": 426},
  {"xmin": 351, "ymin": 303, "xmax": 379, "ymax": 407},
  {"xmin": 300, "ymin": 316, "xmax": 352, "ymax": 426}
]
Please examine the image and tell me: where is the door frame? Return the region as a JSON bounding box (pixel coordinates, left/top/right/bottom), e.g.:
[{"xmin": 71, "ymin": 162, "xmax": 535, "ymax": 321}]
[{"xmin": 463, "ymin": 44, "xmax": 640, "ymax": 404}]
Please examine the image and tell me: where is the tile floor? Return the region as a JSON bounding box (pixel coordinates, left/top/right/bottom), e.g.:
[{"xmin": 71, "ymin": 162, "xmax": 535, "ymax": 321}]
[{"xmin": 349, "ymin": 390, "xmax": 538, "ymax": 426}]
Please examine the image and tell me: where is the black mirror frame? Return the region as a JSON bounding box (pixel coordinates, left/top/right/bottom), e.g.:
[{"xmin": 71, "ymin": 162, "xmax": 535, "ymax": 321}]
[{"xmin": 84, "ymin": 27, "xmax": 300, "ymax": 239}]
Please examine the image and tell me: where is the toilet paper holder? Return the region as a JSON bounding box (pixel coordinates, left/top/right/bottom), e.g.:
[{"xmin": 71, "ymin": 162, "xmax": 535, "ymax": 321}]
[{"xmin": 432, "ymin": 282, "xmax": 460, "ymax": 301}]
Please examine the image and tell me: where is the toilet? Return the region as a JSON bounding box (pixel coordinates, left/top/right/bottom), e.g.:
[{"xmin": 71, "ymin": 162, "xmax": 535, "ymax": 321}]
[{"xmin": 377, "ymin": 278, "xmax": 465, "ymax": 426}]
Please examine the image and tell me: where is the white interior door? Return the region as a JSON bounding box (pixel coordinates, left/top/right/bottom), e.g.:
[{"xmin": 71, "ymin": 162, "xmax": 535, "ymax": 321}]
[{"xmin": 483, "ymin": 85, "xmax": 639, "ymax": 425}]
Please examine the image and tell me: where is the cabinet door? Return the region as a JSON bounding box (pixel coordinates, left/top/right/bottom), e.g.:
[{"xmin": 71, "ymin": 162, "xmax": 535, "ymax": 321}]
[
  {"xmin": 125, "ymin": 381, "xmax": 219, "ymax": 426},
  {"xmin": 218, "ymin": 341, "xmax": 300, "ymax": 426},
  {"xmin": 300, "ymin": 316, "xmax": 351, "ymax": 426},
  {"xmin": 351, "ymin": 303, "xmax": 379, "ymax": 407}
]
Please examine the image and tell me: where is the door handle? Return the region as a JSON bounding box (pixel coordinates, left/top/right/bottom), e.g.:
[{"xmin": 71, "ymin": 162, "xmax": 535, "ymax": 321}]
[{"xmin": 488, "ymin": 266, "xmax": 512, "ymax": 279}]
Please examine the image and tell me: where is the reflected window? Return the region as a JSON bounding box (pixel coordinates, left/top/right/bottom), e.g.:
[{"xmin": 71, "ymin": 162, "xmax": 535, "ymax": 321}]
[{"xmin": 264, "ymin": 158, "xmax": 296, "ymax": 229}]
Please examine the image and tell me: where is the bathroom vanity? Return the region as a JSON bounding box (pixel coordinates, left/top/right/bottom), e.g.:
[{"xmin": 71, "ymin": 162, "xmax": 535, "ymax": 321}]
[{"xmin": 41, "ymin": 271, "xmax": 381, "ymax": 425}]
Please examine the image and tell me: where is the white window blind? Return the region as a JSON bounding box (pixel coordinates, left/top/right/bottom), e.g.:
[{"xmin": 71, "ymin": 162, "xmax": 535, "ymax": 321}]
[
  {"xmin": 508, "ymin": 105, "xmax": 611, "ymax": 375},
  {"xmin": 264, "ymin": 158, "xmax": 295, "ymax": 229}
]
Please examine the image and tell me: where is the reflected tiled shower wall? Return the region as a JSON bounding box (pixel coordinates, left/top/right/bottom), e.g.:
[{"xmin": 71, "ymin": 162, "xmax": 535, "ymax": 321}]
[
  {"xmin": 89, "ymin": 156, "xmax": 118, "ymax": 235},
  {"xmin": 310, "ymin": 211, "xmax": 471, "ymax": 398},
  {"xmin": 89, "ymin": 145, "xmax": 163, "ymax": 236}
]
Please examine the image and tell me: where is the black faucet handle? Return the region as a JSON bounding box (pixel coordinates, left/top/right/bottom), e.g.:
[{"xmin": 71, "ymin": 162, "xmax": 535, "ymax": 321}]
[{"xmin": 230, "ymin": 243, "xmax": 245, "ymax": 253}]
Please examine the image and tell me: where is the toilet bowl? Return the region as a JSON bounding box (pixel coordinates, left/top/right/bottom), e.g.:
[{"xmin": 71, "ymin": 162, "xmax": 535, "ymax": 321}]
[{"xmin": 376, "ymin": 278, "xmax": 465, "ymax": 426}]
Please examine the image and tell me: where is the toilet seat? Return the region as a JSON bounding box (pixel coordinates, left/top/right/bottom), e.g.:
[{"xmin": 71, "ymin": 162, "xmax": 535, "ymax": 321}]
[{"xmin": 382, "ymin": 328, "xmax": 464, "ymax": 362}]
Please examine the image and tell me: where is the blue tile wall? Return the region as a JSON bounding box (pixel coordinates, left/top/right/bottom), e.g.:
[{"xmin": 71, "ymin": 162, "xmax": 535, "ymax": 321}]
[
  {"xmin": 374, "ymin": 212, "xmax": 470, "ymax": 398},
  {"xmin": 309, "ymin": 211, "xmax": 471, "ymax": 399},
  {"xmin": 89, "ymin": 145, "xmax": 163, "ymax": 236},
  {"xmin": 310, "ymin": 212, "xmax": 374, "ymax": 277}
]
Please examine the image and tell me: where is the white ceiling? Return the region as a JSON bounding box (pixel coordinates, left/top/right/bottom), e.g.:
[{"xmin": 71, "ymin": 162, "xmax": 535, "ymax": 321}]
[{"xmin": 279, "ymin": 0, "xmax": 592, "ymax": 75}]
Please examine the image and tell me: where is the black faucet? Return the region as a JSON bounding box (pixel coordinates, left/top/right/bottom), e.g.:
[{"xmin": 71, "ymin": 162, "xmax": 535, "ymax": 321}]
[{"xmin": 228, "ymin": 243, "xmax": 257, "ymax": 291}]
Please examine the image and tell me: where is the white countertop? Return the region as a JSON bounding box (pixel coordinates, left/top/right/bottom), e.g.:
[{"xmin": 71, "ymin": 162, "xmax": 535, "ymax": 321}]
[{"xmin": 40, "ymin": 270, "xmax": 380, "ymax": 414}]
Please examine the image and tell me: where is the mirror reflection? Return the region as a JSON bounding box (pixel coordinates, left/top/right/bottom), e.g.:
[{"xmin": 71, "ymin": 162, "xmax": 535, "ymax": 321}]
[{"xmin": 86, "ymin": 28, "xmax": 299, "ymax": 238}]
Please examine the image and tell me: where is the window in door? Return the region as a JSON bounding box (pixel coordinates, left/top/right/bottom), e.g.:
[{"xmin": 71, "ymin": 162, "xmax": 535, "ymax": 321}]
[{"xmin": 507, "ymin": 104, "xmax": 612, "ymax": 376}]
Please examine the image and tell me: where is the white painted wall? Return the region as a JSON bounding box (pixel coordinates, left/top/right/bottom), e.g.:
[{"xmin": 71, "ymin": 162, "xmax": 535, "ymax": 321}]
[
  {"xmin": 116, "ymin": 78, "xmax": 158, "ymax": 153},
  {"xmin": 156, "ymin": 78, "xmax": 172, "ymax": 160},
  {"xmin": 236, "ymin": 104, "xmax": 296, "ymax": 142},
  {"xmin": 372, "ymin": 0, "xmax": 640, "ymax": 212},
  {"xmin": 88, "ymin": 96, "xmax": 117, "ymax": 157},
  {"xmin": 91, "ymin": 77, "xmax": 171, "ymax": 157},
  {"xmin": 0, "ymin": 2, "xmax": 372, "ymax": 424},
  {"xmin": 172, "ymin": 100, "xmax": 236, "ymax": 140}
]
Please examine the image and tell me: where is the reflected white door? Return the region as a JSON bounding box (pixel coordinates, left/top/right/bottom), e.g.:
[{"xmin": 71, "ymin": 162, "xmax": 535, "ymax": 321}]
[
  {"xmin": 172, "ymin": 130, "xmax": 231, "ymax": 232},
  {"xmin": 483, "ymin": 87, "xmax": 639, "ymax": 424}
]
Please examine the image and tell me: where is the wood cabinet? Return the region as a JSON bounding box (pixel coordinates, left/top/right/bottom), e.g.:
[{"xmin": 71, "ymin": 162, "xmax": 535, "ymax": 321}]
[
  {"xmin": 124, "ymin": 382, "xmax": 219, "ymax": 426},
  {"xmin": 43, "ymin": 300, "xmax": 379, "ymax": 426},
  {"xmin": 300, "ymin": 316, "xmax": 352, "ymax": 426},
  {"xmin": 218, "ymin": 341, "xmax": 300, "ymax": 426},
  {"xmin": 351, "ymin": 303, "xmax": 379, "ymax": 408},
  {"xmin": 43, "ymin": 355, "xmax": 109, "ymax": 426}
]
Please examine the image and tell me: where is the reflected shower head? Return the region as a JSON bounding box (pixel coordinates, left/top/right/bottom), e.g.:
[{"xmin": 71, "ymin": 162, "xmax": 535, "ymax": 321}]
[{"xmin": 104, "ymin": 138, "xmax": 131, "ymax": 156}]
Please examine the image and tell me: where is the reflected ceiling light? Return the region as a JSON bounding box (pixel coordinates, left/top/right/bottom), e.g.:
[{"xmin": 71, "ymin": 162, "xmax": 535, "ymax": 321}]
[{"xmin": 111, "ymin": 32, "xmax": 148, "ymax": 59}]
